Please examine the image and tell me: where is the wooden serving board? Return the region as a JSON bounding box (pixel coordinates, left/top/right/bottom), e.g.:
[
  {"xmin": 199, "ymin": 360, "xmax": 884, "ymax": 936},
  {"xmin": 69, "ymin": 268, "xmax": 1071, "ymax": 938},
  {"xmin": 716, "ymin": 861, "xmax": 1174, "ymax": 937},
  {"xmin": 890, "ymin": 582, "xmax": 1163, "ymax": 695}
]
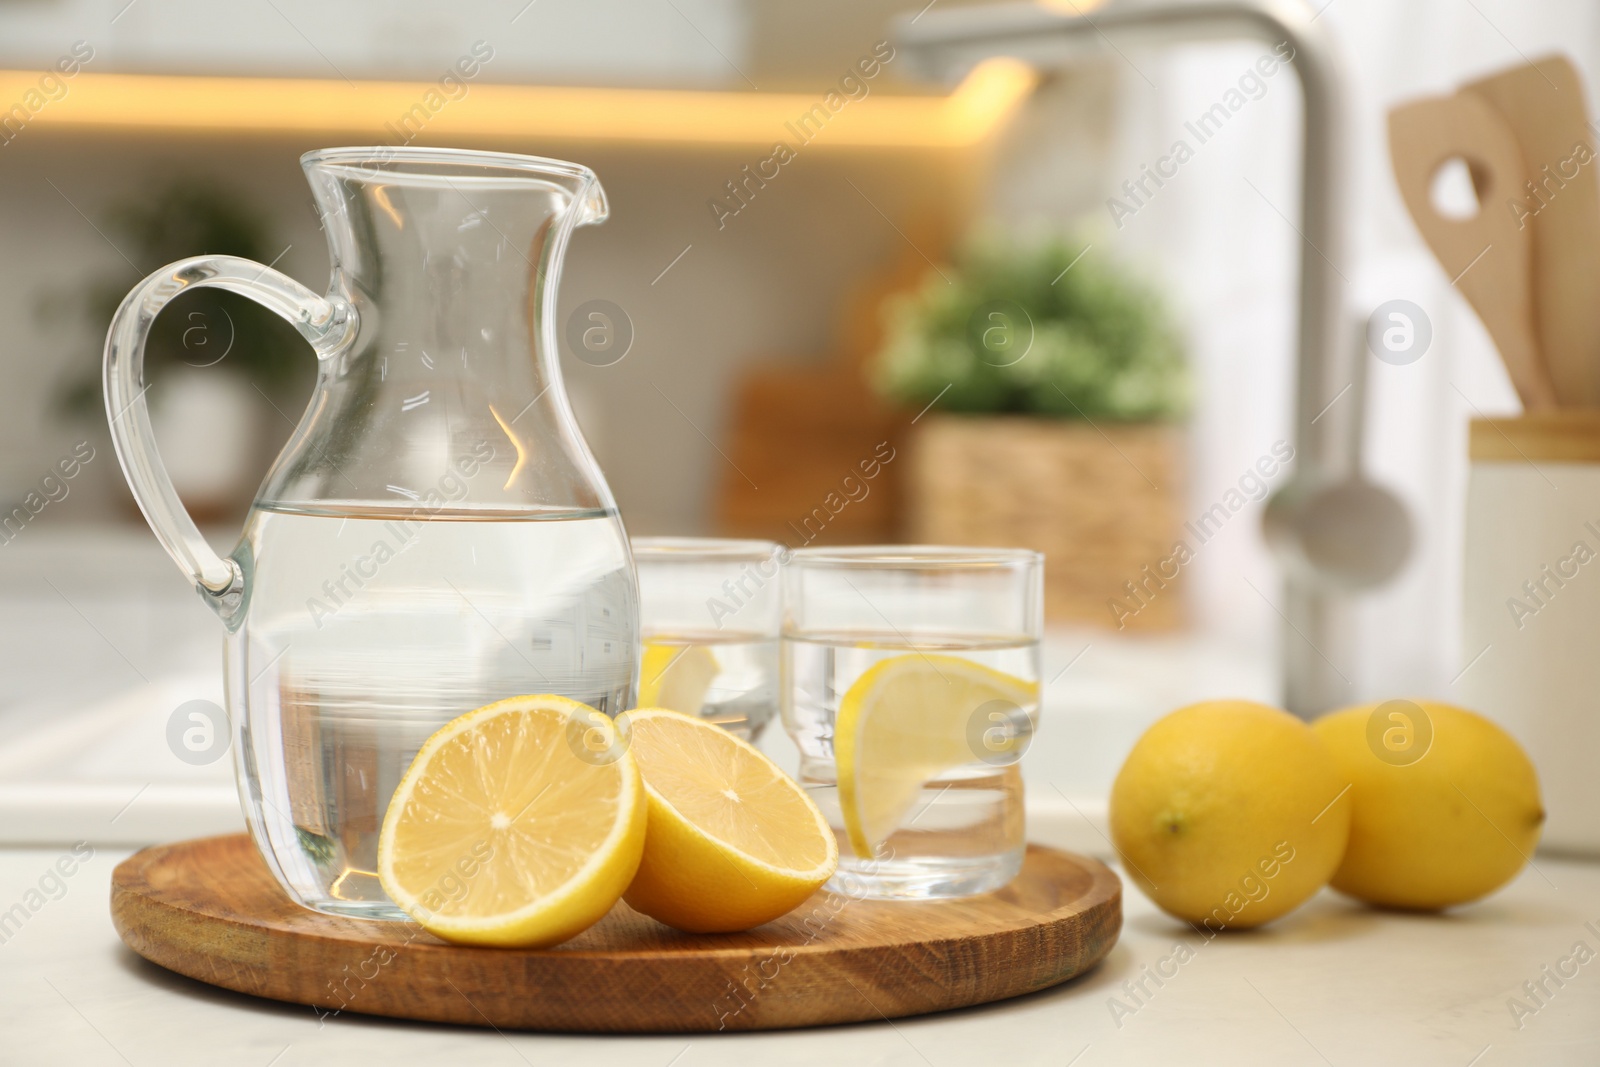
[{"xmin": 112, "ymin": 834, "xmax": 1120, "ymax": 1033}]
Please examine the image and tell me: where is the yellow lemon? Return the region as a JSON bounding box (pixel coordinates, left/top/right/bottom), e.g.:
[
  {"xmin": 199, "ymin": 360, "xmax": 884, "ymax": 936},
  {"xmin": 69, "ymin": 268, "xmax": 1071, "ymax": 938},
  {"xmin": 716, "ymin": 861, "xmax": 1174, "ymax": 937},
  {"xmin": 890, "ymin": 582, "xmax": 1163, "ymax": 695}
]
[
  {"xmin": 376, "ymin": 694, "xmax": 645, "ymax": 948},
  {"xmin": 638, "ymin": 639, "xmax": 718, "ymax": 715},
  {"xmin": 835, "ymin": 653, "xmax": 1038, "ymax": 859},
  {"xmin": 1313, "ymin": 700, "xmax": 1543, "ymax": 910},
  {"xmin": 1109, "ymin": 700, "xmax": 1350, "ymax": 929},
  {"xmin": 621, "ymin": 708, "xmax": 837, "ymax": 933}
]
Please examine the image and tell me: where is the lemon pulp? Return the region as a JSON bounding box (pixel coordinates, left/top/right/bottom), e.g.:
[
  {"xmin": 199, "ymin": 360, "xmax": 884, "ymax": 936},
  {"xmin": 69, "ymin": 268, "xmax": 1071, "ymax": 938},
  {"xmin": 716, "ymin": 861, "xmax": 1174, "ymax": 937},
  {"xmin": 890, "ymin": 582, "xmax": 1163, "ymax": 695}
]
[
  {"xmin": 621, "ymin": 708, "xmax": 837, "ymax": 932},
  {"xmin": 638, "ymin": 639, "xmax": 719, "ymax": 714},
  {"xmin": 376, "ymin": 694, "xmax": 645, "ymax": 948}
]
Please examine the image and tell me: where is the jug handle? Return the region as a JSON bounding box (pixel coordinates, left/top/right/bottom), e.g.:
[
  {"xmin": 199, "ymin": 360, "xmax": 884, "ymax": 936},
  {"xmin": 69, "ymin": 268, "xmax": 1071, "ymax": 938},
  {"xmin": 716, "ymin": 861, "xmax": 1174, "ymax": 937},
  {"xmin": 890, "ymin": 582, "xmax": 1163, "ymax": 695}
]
[{"xmin": 103, "ymin": 255, "xmax": 356, "ymax": 625}]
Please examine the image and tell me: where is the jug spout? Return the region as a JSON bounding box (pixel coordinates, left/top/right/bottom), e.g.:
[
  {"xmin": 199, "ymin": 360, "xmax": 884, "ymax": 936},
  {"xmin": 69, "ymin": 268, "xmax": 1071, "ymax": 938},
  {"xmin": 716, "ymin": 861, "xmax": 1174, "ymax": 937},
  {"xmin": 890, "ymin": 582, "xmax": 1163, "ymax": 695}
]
[{"xmin": 303, "ymin": 148, "xmax": 608, "ymax": 275}]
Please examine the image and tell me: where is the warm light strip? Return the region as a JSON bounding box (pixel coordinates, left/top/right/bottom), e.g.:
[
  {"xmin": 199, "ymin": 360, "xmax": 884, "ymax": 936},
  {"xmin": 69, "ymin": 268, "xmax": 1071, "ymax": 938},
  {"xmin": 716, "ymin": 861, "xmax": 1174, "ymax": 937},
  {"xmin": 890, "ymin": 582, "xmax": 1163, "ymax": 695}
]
[
  {"xmin": 0, "ymin": 58, "xmax": 1036, "ymax": 149},
  {"xmin": 1037, "ymin": 0, "xmax": 1110, "ymax": 12}
]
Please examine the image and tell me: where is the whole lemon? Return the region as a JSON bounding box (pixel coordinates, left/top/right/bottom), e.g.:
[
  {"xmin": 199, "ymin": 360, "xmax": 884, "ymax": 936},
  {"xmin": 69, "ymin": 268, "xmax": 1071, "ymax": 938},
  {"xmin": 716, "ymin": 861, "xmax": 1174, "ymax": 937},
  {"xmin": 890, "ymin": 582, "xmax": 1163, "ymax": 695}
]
[
  {"xmin": 1110, "ymin": 700, "xmax": 1350, "ymax": 929},
  {"xmin": 1313, "ymin": 700, "xmax": 1543, "ymax": 910}
]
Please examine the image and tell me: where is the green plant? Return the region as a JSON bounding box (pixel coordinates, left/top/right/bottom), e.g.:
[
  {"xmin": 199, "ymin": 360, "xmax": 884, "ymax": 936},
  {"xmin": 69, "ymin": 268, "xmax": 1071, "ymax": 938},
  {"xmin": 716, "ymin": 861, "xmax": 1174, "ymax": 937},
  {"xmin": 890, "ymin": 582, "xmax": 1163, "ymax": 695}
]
[
  {"xmin": 45, "ymin": 178, "xmax": 306, "ymax": 415},
  {"xmin": 869, "ymin": 236, "xmax": 1187, "ymax": 421}
]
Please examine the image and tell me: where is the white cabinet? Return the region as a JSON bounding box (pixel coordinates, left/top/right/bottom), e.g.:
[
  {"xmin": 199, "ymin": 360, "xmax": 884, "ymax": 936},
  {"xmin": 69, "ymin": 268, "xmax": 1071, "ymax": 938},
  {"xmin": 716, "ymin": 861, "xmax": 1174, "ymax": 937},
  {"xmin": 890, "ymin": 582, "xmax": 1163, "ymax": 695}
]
[{"xmin": 0, "ymin": 0, "xmax": 750, "ymax": 88}]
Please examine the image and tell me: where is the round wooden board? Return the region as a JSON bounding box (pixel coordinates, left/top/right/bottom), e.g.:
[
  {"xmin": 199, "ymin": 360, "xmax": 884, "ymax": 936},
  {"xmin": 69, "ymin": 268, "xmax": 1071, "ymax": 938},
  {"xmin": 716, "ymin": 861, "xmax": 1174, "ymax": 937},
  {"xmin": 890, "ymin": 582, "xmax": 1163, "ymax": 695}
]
[{"xmin": 112, "ymin": 834, "xmax": 1120, "ymax": 1033}]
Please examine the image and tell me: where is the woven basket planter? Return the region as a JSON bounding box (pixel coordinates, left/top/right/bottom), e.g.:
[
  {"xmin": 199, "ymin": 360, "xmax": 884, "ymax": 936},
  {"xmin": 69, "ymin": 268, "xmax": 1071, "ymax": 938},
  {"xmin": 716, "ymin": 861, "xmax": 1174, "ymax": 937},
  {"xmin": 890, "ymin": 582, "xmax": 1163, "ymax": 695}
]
[{"xmin": 907, "ymin": 414, "xmax": 1186, "ymax": 630}]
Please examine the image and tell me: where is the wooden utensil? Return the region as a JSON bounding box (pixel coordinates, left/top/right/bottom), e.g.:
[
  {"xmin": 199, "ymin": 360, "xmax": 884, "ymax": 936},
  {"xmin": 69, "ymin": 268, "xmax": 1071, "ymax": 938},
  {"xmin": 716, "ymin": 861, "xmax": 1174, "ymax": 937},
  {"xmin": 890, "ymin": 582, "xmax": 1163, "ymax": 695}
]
[
  {"xmin": 1390, "ymin": 91, "xmax": 1560, "ymax": 411},
  {"xmin": 112, "ymin": 834, "xmax": 1122, "ymax": 1033},
  {"xmin": 1466, "ymin": 55, "xmax": 1600, "ymax": 406}
]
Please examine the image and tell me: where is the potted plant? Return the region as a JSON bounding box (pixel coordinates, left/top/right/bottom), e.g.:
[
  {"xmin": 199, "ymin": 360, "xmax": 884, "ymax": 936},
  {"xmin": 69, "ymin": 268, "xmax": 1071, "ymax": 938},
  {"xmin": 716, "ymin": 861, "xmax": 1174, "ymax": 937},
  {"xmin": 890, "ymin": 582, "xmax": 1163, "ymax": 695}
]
[
  {"xmin": 869, "ymin": 235, "xmax": 1189, "ymax": 630},
  {"xmin": 45, "ymin": 179, "xmax": 306, "ymax": 522}
]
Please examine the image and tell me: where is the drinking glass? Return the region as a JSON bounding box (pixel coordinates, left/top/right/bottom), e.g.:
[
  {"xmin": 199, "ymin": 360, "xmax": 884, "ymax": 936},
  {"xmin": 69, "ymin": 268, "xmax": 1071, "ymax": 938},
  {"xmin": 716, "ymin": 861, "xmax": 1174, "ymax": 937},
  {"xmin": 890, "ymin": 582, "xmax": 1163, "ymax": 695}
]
[
  {"xmin": 782, "ymin": 546, "xmax": 1043, "ymax": 899},
  {"xmin": 632, "ymin": 538, "xmax": 783, "ymax": 741}
]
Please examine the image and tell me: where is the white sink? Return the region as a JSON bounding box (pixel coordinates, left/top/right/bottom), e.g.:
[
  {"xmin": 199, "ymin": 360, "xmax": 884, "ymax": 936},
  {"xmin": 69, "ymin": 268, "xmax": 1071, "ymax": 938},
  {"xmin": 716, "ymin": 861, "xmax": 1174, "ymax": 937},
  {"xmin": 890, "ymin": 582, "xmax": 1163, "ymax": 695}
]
[{"xmin": 0, "ymin": 528, "xmax": 1278, "ymax": 852}]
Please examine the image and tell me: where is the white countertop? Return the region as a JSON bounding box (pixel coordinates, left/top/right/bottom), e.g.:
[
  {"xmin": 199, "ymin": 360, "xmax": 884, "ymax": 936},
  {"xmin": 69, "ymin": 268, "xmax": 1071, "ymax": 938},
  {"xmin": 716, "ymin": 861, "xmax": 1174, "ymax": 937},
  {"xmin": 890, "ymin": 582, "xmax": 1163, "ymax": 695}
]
[
  {"xmin": 1, "ymin": 840, "xmax": 1596, "ymax": 1066},
  {"xmin": 8, "ymin": 530, "xmax": 1597, "ymax": 1062}
]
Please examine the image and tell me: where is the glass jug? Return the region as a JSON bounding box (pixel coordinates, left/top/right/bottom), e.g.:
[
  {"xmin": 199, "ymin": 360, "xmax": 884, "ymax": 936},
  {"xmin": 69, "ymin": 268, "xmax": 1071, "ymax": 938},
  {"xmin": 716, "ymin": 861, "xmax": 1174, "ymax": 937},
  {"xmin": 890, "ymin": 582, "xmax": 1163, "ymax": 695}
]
[{"xmin": 103, "ymin": 147, "xmax": 638, "ymax": 918}]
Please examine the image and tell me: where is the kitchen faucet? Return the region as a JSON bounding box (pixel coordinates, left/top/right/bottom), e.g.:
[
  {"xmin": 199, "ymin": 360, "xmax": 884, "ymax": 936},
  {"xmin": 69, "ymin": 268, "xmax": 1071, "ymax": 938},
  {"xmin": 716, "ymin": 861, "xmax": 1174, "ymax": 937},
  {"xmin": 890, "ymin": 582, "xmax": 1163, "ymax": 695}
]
[{"xmin": 897, "ymin": 0, "xmax": 1390, "ymax": 717}]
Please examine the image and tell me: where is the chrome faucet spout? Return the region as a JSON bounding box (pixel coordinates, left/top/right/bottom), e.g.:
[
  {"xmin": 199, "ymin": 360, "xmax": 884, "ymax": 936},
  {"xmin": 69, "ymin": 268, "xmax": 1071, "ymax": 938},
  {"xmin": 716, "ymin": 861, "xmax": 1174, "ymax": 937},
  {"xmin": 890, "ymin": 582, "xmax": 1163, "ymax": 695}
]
[{"xmin": 897, "ymin": 0, "xmax": 1359, "ymax": 715}]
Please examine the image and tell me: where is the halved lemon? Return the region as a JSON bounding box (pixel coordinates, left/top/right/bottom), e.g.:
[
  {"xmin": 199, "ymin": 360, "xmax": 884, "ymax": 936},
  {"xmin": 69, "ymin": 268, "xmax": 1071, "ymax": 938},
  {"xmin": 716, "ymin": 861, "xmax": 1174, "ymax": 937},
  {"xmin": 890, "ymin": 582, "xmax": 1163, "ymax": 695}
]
[
  {"xmin": 835, "ymin": 654, "xmax": 1038, "ymax": 858},
  {"xmin": 638, "ymin": 639, "xmax": 718, "ymax": 715},
  {"xmin": 621, "ymin": 708, "xmax": 837, "ymax": 933},
  {"xmin": 376, "ymin": 694, "xmax": 645, "ymax": 948}
]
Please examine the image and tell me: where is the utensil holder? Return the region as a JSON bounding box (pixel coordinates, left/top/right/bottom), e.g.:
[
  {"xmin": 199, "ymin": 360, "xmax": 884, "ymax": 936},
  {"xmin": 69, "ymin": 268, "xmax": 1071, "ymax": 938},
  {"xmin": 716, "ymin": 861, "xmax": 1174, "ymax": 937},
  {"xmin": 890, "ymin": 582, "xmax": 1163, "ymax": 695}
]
[{"xmin": 1461, "ymin": 412, "xmax": 1600, "ymax": 854}]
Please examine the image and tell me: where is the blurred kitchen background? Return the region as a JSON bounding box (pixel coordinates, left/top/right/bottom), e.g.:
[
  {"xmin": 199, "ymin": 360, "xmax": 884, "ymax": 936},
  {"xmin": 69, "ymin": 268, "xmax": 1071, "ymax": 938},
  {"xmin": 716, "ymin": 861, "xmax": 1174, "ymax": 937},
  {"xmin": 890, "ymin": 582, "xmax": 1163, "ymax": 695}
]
[{"xmin": 0, "ymin": 0, "xmax": 1592, "ymax": 844}]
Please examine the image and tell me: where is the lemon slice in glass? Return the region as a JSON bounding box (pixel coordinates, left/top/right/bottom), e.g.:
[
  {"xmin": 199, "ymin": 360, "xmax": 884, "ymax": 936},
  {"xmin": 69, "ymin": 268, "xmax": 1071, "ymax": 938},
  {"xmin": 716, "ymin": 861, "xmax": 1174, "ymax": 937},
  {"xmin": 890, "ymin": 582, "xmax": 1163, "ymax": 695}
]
[
  {"xmin": 621, "ymin": 708, "xmax": 837, "ymax": 932},
  {"xmin": 834, "ymin": 654, "xmax": 1038, "ymax": 859},
  {"xmin": 376, "ymin": 694, "xmax": 645, "ymax": 948},
  {"xmin": 638, "ymin": 639, "xmax": 719, "ymax": 715}
]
